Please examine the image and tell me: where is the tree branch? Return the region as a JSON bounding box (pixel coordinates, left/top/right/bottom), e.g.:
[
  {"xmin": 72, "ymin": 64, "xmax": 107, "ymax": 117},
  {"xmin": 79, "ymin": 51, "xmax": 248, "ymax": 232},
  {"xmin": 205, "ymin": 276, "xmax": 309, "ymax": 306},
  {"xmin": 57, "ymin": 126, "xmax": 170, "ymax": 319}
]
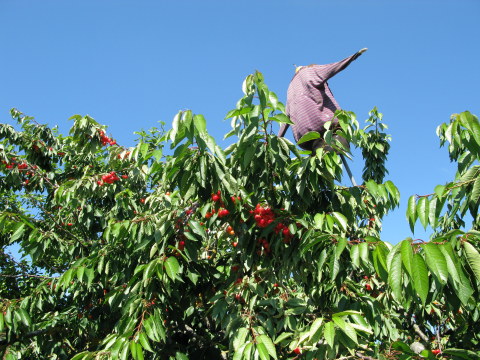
[{"xmin": 413, "ymin": 323, "xmax": 430, "ymax": 343}]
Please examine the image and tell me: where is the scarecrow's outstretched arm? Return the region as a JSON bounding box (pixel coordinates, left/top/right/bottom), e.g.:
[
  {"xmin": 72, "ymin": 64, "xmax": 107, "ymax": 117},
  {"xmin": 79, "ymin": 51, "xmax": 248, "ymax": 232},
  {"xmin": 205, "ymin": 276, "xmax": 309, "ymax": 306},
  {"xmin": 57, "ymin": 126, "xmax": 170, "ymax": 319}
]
[
  {"xmin": 314, "ymin": 48, "xmax": 367, "ymax": 82},
  {"xmin": 278, "ymin": 123, "xmax": 289, "ymax": 137}
]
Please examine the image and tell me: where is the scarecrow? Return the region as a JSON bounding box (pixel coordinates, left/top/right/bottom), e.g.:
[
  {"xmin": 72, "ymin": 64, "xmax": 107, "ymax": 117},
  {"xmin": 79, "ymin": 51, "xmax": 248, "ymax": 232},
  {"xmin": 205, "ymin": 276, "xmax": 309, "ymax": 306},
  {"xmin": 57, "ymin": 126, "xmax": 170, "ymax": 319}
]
[{"xmin": 278, "ymin": 48, "xmax": 368, "ymax": 153}]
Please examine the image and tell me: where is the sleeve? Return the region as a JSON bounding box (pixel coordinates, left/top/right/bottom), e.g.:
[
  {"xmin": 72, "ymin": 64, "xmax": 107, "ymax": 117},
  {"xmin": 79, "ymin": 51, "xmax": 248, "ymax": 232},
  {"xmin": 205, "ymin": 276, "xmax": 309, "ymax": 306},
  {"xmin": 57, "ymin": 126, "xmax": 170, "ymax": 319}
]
[
  {"xmin": 313, "ymin": 50, "xmax": 364, "ymax": 83},
  {"xmin": 278, "ymin": 123, "xmax": 289, "ymax": 137}
]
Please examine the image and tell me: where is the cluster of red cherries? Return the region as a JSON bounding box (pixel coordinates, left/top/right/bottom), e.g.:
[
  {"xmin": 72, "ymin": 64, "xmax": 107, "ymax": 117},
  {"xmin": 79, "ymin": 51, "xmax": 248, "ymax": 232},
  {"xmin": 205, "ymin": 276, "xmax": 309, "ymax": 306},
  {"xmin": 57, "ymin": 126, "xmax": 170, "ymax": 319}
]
[
  {"xmin": 98, "ymin": 130, "xmax": 117, "ymax": 146},
  {"xmin": 97, "ymin": 171, "xmax": 127, "ymax": 186},
  {"xmin": 251, "ymin": 204, "xmax": 292, "ymax": 243}
]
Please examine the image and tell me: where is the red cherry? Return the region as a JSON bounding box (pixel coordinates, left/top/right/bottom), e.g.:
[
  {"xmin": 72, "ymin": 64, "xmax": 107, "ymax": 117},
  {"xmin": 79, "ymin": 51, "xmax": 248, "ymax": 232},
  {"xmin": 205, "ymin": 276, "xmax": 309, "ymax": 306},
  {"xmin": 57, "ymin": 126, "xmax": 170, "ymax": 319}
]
[
  {"xmin": 140, "ymin": 198, "xmax": 145, "ymax": 204},
  {"xmin": 212, "ymin": 194, "xmax": 220, "ymax": 202},
  {"xmin": 365, "ymin": 284, "xmax": 372, "ymax": 291},
  {"xmin": 67, "ymin": 223, "xmax": 73, "ymax": 226},
  {"xmin": 432, "ymin": 349, "xmax": 441, "ymax": 355},
  {"xmin": 231, "ymin": 242, "xmax": 238, "ymax": 247},
  {"xmin": 293, "ymin": 347, "xmax": 301, "ymax": 355},
  {"xmin": 218, "ymin": 209, "xmax": 229, "ymax": 218},
  {"xmin": 121, "ymin": 175, "xmax": 128, "ymax": 179}
]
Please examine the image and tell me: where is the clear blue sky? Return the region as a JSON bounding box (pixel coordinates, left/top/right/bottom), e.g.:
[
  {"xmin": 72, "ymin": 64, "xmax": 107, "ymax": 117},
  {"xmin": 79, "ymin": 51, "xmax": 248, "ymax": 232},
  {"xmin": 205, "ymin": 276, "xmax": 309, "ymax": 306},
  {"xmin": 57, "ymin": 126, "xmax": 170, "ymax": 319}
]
[{"xmin": 1, "ymin": 0, "xmax": 479, "ymax": 244}]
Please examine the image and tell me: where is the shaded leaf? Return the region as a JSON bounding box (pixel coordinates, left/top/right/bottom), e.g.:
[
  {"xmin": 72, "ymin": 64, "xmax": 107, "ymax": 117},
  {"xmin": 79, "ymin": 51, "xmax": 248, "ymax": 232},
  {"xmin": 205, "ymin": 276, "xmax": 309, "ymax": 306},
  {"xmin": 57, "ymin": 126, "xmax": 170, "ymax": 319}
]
[
  {"xmin": 297, "ymin": 131, "xmax": 321, "ymax": 145},
  {"xmin": 463, "ymin": 241, "xmax": 480, "ymax": 283}
]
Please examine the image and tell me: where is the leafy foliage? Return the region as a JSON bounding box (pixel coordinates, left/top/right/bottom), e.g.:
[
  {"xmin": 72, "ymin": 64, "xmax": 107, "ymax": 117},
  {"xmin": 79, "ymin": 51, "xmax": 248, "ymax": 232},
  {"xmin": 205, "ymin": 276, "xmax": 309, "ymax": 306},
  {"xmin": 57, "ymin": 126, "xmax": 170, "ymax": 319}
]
[{"xmin": 1, "ymin": 72, "xmax": 479, "ymax": 359}]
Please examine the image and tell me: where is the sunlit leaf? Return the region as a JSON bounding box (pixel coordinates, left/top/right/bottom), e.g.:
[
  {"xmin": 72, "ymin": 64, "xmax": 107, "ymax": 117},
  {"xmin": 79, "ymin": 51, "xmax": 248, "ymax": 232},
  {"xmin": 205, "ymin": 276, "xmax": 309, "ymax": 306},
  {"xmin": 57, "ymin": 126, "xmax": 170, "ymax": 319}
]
[
  {"xmin": 164, "ymin": 257, "xmax": 180, "ymax": 281},
  {"xmin": 412, "ymin": 253, "xmax": 429, "ymax": 306}
]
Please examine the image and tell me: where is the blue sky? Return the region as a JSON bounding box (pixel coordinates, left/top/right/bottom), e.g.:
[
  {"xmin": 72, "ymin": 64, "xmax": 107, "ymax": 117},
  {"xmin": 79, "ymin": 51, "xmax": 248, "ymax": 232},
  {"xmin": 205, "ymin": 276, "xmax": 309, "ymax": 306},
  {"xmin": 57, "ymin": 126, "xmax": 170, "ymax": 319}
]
[{"xmin": 1, "ymin": 0, "xmax": 479, "ymax": 244}]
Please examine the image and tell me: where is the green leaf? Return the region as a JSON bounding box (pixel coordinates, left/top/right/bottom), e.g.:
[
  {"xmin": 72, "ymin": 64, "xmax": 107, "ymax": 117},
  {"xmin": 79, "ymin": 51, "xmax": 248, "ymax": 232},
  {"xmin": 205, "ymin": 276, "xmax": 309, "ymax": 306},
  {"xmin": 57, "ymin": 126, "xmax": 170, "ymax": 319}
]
[
  {"xmin": 434, "ymin": 184, "xmax": 445, "ymax": 198},
  {"xmin": 314, "ymin": 213, "xmax": 325, "ymax": 229},
  {"xmin": 164, "ymin": 257, "xmax": 180, "ymax": 281},
  {"xmin": 388, "ymin": 251, "xmax": 403, "ymax": 302},
  {"xmin": 443, "ymin": 348, "xmax": 480, "ymax": 360},
  {"xmin": 416, "ymin": 196, "xmax": 429, "ymax": 230},
  {"xmin": 412, "ymin": 253, "xmax": 429, "ymax": 306},
  {"xmin": 423, "ymin": 243, "xmax": 448, "ymax": 284},
  {"xmin": 350, "ymin": 244, "xmax": 360, "ymax": 268},
  {"xmin": 470, "ymin": 177, "xmax": 480, "ymax": 208},
  {"xmin": 17, "ymin": 308, "xmax": 32, "ymax": 327},
  {"xmin": 256, "ymin": 342, "xmax": 270, "ymax": 360},
  {"xmin": 257, "ymin": 334, "xmax": 277, "ymax": 359},
  {"xmin": 193, "ymin": 114, "xmax": 207, "ymax": 133},
  {"xmin": 309, "ymin": 318, "xmax": 324, "ymax": 343},
  {"xmin": 138, "ymin": 333, "xmax": 153, "ymax": 353},
  {"xmin": 71, "ymin": 352, "xmax": 92, "ymax": 360},
  {"xmin": 323, "ymin": 321, "xmax": 335, "ymax": 348},
  {"xmin": 460, "ymin": 111, "xmax": 480, "ymax": 147},
  {"xmin": 439, "ymin": 243, "xmax": 461, "ymax": 284},
  {"xmin": 233, "ymin": 327, "xmax": 249, "ymax": 351},
  {"xmin": 10, "ymin": 223, "xmax": 25, "ymax": 242},
  {"xmin": 85, "ymin": 268, "xmax": 94, "ymax": 288},
  {"xmin": 271, "ymin": 114, "xmax": 293, "ymax": 125},
  {"xmin": 463, "ymin": 241, "xmax": 480, "ymax": 283},
  {"xmin": 407, "ymin": 195, "xmax": 417, "ymax": 233},
  {"xmin": 175, "ymin": 352, "xmax": 189, "ymax": 360},
  {"xmin": 400, "ymin": 239, "xmax": 414, "ymax": 278},
  {"xmin": 428, "ymin": 197, "xmax": 439, "ymax": 228},
  {"xmin": 274, "ymin": 332, "xmax": 293, "ymax": 344},
  {"xmin": 332, "ymin": 310, "xmax": 362, "ymax": 317},
  {"xmin": 297, "ymin": 131, "xmax": 321, "ymax": 145},
  {"xmin": 189, "ymin": 220, "xmax": 206, "ymax": 238},
  {"xmin": 373, "ymin": 243, "xmax": 388, "ymax": 281},
  {"xmin": 385, "ymin": 180, "xmax": 400, "ymax": 205},
  {"xmin": 365, "ymin": 180, "xmax": 379, "ymax": 198},
  {"xmin": 129, "ymin": 341, "xmax": 144, "ymax": 360},
  {"xmin": 76, "ymin": 266, "xmax": 85, "ymax": 282},
  {"xmin": 332, "ymin": 316, "xmax": 357, "ymax": 345},
  {"xmin": 359, "ymin": 242, "xmax": 369, "ymax": 266},
  {"xmin": 335, "ymin": 237, "xmax": 347, "ymax": 259},
  {"xmin": 331, "ymin": 212, "xmax": 348, "ymax": 232},
  {"xmin": 439, "ymin": 241, "xmax": 474, "ymax": 305},
  {"xmin": 140, "ymin": 143, "xmax": 149, "ymax": 160},
  {"xmin": 232, "ymin": 343, "xmax": 247, "ymax": 360}
]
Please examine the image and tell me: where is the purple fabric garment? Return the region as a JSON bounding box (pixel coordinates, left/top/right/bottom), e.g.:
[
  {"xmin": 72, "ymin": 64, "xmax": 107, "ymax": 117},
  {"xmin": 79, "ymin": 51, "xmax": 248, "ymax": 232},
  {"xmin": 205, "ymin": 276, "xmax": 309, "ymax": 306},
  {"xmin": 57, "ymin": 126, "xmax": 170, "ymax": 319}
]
[{"xmin": 278, "ymin": 51, "xmax": 362, "ymax": 150}]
